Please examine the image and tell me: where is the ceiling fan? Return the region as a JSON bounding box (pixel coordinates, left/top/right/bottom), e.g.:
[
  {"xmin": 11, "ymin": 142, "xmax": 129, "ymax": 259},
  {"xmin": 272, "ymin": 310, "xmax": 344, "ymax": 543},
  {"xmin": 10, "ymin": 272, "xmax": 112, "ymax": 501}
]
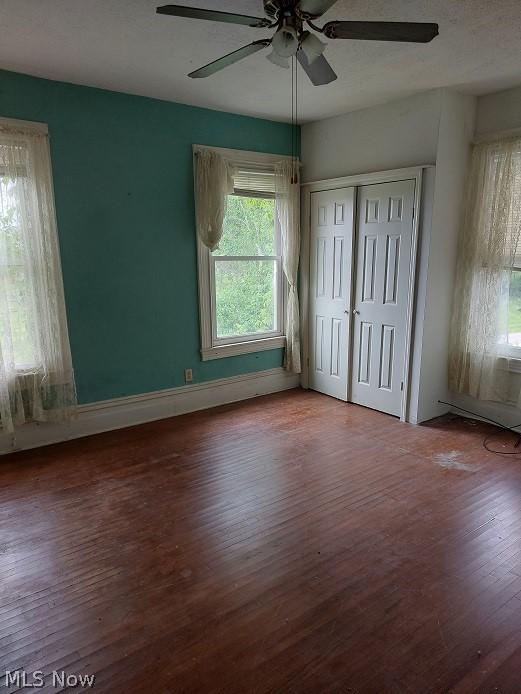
[{"xmin": 156, "ymin": 1, "xmax": 439, "ymax": 86}]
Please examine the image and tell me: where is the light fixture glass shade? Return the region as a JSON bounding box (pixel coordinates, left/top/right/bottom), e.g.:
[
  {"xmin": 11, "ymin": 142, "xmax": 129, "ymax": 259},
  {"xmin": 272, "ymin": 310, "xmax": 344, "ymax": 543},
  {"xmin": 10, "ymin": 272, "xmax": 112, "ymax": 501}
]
[
  {"xmin": 300, "ymin": 32, "xmax": 326, "ymax": 64},
  {"xmin": 271, "ymin": 25, "xmax": 299, "ymax": 58},
  {"xmin": 267, "ymin": 50, "xmax": 290, "ymax": 68}
]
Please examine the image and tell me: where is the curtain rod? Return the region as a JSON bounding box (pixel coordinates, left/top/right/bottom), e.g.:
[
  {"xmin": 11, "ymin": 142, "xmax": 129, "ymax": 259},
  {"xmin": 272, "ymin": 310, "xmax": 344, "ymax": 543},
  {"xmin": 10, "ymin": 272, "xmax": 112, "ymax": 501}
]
[
  {"xmin": 0, "ymin": 117, "xmax": 48, "ymax": 135},
  {"xmin": 192, "ymin": 144, "xmax": 299, "ymax": 165},
  {"xmin": 473, "ymin": 126, "xmax": 521, "ymax": 145}
]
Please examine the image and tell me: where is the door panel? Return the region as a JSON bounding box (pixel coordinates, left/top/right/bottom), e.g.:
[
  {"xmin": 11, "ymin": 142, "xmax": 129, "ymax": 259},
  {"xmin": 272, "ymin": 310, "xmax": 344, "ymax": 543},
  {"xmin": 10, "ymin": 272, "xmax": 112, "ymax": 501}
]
[
  {"xmin": 362, "ymin": 235, "xmax": 377, "ymax": 301},
  {"xmin": 330, "ymin": 318, "xmax": 342, "ymax": 377},
  {"xmin": 379, "ymin": 324, "xmax": 395, "ymax": 390},
  {"xmin": 315, "ymin": 315, "xmax": 325, "ymax": 372},
  {"xmin": 384, "ymin": 236, "xmax": 400, "ymax": 304},
  {"xmin": 350, "ymin": 180, "xmax": 415, "ymax": 416},
  {"xmin": 358, "ymin": 322, "xmax": 372, "ymax": 385},
  {"xmin": 309, "ymin": 188, "xmax": 355, "ymax": 400}
]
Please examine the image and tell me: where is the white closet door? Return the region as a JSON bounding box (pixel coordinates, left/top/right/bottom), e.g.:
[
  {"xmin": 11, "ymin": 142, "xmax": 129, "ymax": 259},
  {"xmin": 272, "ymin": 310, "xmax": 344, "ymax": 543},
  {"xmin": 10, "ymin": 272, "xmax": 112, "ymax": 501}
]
[
  {"xmin": 350, "ymin": 180, "xmax": 415, "ymax": 416},
  {"xmin": 309, "ymin": 188, "xmax": 355, "ymax": 400}
]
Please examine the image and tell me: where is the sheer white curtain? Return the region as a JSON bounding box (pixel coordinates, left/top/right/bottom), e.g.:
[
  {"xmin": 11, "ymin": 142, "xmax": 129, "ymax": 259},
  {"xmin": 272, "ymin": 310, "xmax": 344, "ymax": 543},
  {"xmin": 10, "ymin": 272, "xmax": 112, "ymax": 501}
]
[
  {"xmin": 449, "ymin": 135, "xmax": 521, "ymax": 402},
  {"xmin": 193, "ymin": 146, "xmax": 302, "ymax": 373},
  {"xmin": 193, "ymin": 147, "xmax": 234, "ymax": 251},
  {"xmin": 0, "ymin": 122, "xmax": 76, "ymax": 434},
  {"xmin": 275, "ymin": 161, "xmax": 301, "ymax": 374}
]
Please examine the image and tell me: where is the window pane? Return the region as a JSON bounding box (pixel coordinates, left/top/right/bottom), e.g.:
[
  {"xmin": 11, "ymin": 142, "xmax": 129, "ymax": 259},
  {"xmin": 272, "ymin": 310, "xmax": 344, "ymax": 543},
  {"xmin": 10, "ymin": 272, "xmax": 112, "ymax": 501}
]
[
  {"xmin": 0, "ymin": 176, "xmax": 39, "ymax": 367},
  {"xmin": 215, "ymin": 259, "xmax": 277, "ymax": 338},
  {"xmin": 4, "ymin": 266, "xmax": 38, "ymax": 366},
  {"xmin": 508, "ymin": 269, "xmax": 521, "ymax": 347},
  {"xmin": 214, "ymin": 195, "xmax": 276, "ymax": 257}
]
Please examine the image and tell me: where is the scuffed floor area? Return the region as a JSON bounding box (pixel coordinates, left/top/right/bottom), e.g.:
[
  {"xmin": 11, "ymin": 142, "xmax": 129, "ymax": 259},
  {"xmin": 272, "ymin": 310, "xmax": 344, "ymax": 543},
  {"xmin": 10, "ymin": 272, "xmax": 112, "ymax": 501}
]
[{"xmin": 1, "ymin": 389, "xmax": 521, "ymax": 693}]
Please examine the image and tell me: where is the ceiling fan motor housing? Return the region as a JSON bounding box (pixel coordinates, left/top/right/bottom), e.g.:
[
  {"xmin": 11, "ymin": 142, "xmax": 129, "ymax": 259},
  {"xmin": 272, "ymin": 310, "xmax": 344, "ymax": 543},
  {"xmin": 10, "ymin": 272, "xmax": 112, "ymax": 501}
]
[{"xmin": 263, "ymin": 0, "xmax": 297, "ymax": 20}]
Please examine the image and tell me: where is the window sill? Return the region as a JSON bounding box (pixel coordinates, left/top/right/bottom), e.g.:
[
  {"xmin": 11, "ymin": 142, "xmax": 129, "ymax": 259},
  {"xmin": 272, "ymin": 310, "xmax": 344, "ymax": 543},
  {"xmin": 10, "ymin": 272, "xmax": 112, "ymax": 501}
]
[
  {"xmin": 201, "ymin": 335, "xmax": 286, "ymax": 361},
  {"xmin": 15, "ymin": 365, "xmax": 42, "ymax": 373},
  {"xmin": 496, "ymin": 355, "xmax": 521, "ymax": 374}
]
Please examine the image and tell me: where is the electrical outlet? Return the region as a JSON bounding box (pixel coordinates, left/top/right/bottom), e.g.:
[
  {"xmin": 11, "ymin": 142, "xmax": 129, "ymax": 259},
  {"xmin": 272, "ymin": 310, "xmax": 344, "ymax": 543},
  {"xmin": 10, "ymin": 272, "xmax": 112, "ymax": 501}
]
[{"xmin": 184, "ymin": 368, "xmax": 193, "ymax": 384}]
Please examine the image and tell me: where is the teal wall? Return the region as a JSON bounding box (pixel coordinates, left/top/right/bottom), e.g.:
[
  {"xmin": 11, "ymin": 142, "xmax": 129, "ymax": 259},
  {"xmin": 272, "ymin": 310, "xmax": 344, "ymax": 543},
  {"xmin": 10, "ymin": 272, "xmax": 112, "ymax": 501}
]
[{"xmin": 0, "ymin": 70, "xmax": 299, "ymax": 404}]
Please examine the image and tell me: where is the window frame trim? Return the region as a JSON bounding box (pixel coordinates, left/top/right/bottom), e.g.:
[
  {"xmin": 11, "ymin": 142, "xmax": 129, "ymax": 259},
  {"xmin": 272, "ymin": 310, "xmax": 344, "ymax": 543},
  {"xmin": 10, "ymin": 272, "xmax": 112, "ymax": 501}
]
[
  {"xmin": 195, "ymin": 145, "xmax": 295, "ymax": 361},
  {"xmin": 496, "ymin": 344, "xmax": 521, "ymax": 362},
  {"xmin": 210, "ymin": 254, "xmax": 285, "ymax": 347},
  {"xmin": 198, "ymin": 240, "xmax": 287, "ymax": 361}
]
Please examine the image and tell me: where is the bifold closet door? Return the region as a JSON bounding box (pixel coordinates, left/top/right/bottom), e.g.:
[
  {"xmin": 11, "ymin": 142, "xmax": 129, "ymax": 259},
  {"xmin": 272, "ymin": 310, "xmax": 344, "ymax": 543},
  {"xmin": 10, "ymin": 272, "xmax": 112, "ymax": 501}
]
[
  {"xmin": 308, "ymin": 187, "xmax": 355, "ymax": 400},
  {"xmin": 350, "ymin": 179, "xmax": 415, "ymax": 416}
]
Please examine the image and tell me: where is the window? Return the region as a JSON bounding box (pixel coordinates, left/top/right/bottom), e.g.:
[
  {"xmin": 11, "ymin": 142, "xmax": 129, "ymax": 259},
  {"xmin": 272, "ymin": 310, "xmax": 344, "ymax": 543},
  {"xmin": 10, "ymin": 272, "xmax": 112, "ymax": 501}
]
[
  {"xmin": 507, "ymin": 270, "xmax": 521, "ymax": 348},
  {"xmin": 494, "ymin": 146, "xmax": 521, "ymax": 358},
  {"xmin": 212, "ymin": 194, "xmax": 283, "ymax": 344},
  {"xmin": 197, "ymin": 149, "xmax": 288, "ymax": 361},
  {"xmin": 499, "ymin": 268, "xmax": 521, "ymax": 353},
  {"xmin": 0, "ymin": 166, "xmax": 40, "ymax": 368},
  {"xmin": 0, "ymin": 118, "xmax": 76, "ymax": 434}
]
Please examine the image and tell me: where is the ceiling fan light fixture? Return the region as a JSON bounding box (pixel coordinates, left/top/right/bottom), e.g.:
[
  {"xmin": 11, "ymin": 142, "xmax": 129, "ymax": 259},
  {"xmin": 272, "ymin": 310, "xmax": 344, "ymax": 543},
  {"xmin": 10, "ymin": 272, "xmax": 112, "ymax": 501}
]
[
  {"xmin": 300, "ymin": 32, "xmax": 326, "ymax": 64},
  {"xmin": 266, "ymin": 50, "xmax": 290, "ymax": 68},
  {"xmin": 271, "ymin": 24, "xmax": 299, "ymax": 58}
]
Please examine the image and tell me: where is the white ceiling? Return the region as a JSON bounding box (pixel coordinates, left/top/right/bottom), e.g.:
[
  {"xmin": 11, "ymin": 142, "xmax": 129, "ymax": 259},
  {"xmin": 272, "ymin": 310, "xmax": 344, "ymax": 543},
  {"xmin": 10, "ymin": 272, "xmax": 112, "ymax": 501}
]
[{"xmin": 1, "ymin": 0, "xmax": 521, "ymax": 123}]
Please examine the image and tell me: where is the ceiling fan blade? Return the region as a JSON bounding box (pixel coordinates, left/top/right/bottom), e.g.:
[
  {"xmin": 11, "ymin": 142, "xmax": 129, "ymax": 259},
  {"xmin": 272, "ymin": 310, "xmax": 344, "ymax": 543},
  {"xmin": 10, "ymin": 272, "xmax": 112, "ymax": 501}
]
[
  {"xmin": 297, "ymin": 50, "xmax": 337, "ymax": 86},
  {"xmin": 189, "ymin": 40, "xmax": 271, "ymax": 78},
  {"xmin": 298, "ymin": 0, "xmax": 339, "ymax": 18},
  {"xmin": 156, "ymin": 5, "xmax": 271, "ymax": 28},
  {"xmin": 323, "ymin": 21, "xmax": 439, "ymax": 43}
]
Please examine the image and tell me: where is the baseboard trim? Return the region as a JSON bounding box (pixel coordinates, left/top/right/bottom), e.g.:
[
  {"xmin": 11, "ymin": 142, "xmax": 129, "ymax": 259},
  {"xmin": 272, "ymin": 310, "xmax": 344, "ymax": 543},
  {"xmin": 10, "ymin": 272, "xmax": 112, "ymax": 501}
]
[
  {"xmin": 447, "ymin": 393, "xmax": 521, "ymax": 434},
  {"xmin": 1, "ymin": 368, "xmax": 300, "ymax": 455}
]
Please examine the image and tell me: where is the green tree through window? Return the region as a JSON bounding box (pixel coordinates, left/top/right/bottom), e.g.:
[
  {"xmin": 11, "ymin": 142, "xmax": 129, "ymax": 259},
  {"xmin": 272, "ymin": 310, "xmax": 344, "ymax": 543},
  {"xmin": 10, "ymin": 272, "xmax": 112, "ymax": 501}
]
[{"xmin": 213, "ymin": 195, "xmax": 281, "ymax": 339}]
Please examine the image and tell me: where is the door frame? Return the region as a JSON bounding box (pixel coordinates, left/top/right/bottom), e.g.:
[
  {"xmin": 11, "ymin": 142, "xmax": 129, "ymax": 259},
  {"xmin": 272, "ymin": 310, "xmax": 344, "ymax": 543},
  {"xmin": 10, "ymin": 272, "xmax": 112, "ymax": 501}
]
[{"xmin": 300, "ymin": 166, "xmax": 429, "ymax": 423}]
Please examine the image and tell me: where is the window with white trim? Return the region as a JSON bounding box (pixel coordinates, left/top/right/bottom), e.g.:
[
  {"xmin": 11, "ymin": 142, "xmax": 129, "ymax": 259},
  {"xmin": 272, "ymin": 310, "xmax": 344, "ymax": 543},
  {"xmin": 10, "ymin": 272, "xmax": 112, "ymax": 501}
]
[
  {"xmin": 197, "ymin": 151, "xmax": 287, "ymax": 361},
  {"xmin": 494, "ymin": 147, "xmax": 521, "ymax": 358},
  {"xmin": 213, "ymin": 193, "xmax": 283, "ymax": 342}
]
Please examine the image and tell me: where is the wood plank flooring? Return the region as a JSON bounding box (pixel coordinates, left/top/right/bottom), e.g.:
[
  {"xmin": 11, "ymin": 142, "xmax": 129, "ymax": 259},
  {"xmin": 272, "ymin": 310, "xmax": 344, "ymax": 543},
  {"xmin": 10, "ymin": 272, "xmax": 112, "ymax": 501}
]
[{"xmin": 1, "ymin": 389, "xmax": 521, "ymax": 693}]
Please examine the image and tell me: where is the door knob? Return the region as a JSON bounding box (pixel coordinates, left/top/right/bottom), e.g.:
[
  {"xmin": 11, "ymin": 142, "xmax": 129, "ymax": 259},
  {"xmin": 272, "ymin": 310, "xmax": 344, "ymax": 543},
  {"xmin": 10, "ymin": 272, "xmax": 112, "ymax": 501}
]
[{"xmin": 352, "ymin": 309, "xmax": 360, "ymax": 315}]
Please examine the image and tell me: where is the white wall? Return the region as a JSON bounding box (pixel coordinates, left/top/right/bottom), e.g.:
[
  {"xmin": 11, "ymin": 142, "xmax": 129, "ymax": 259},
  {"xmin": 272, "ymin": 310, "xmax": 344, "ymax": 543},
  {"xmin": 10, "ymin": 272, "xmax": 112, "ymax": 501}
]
[
  {"xmin": 301, "ymin": 87, "xmax": 476, "ymax": 424},
  {"xmin": 414, "ymin": 91, "xmax": 476, "ymax": 422},
  {"xmin": 475, "ymin": 84, "xmax": 521, "ymax": 137},
  {"xmin": 302, "ymin": 82, "xmax": 521, "ymax": 429},
  {"xmin": 301, "ymin": 90, "xmax": 442, "ymax": 182}
]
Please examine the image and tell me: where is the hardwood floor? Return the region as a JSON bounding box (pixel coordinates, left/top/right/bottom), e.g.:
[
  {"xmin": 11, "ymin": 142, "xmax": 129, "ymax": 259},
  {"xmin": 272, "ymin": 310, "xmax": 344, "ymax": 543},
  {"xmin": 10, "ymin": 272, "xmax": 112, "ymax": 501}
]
[{"xmin": 1, "ymin": 389, "xmax": 521, "ymax": 693}]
